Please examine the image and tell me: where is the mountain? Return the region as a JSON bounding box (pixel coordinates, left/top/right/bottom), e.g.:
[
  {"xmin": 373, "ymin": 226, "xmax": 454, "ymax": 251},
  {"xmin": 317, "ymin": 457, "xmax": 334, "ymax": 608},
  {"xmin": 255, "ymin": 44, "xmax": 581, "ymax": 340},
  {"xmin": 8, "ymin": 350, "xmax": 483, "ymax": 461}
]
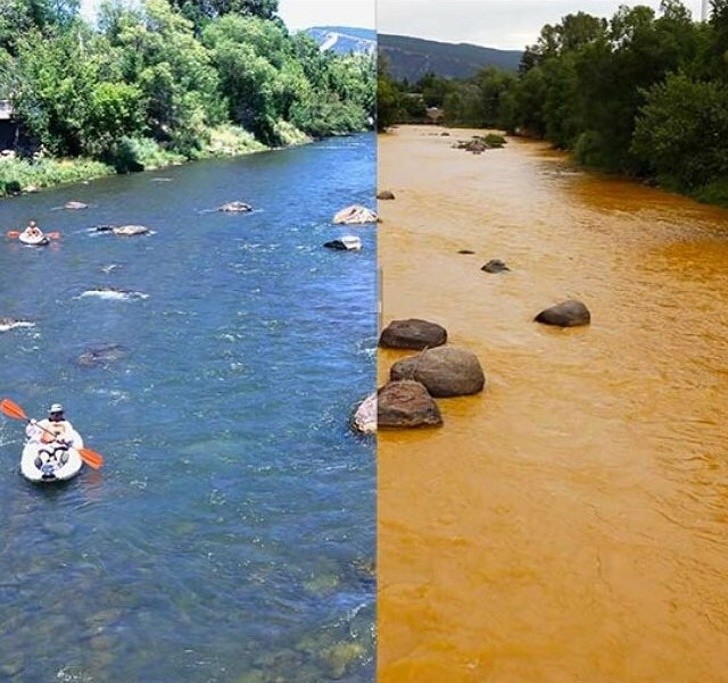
[
  {"xmin": 378, "ymin": 34, "xmax": 522, "ymax": 83},
  {"xmin": 304, "ymin": 26, "xmax": 376, "ymax": 56}
]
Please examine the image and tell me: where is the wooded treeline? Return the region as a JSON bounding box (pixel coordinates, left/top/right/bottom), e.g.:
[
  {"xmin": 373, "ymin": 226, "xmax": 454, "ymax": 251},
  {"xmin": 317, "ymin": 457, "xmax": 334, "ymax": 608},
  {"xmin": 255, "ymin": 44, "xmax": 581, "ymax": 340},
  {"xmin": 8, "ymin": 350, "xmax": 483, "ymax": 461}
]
[
  {"xmin": 378, "ymin": 0, "xmax": 728, "ymax": 206},
  {"xmin": 0, "ymin": 0, "xmax": 375, "ymax": 172}
]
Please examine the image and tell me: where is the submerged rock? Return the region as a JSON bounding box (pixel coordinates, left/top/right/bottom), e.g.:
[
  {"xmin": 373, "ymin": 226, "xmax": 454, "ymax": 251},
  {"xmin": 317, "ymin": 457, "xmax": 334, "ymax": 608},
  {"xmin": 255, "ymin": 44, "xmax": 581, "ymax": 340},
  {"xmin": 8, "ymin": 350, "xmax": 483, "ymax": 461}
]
[
  {"xmin": 534, "ymin": 299, "xmax": 591, "ymax": 327},
  {"xmin": 332, "ymin": 204, "xmax": 378, "ymax": 225},
  {"xmin": 377, "ymin": 380, "xmax": 443, "ymax": 428},
  {"xmin": 76, "ymin": 343, "xmax": 127, "ymax": 368},
  {"xmin": 377, "ymin": 190, "xmax": 395, "ymax": 200},
  {"xmin": 390, "ymin": 346, "xmax": 486, "ymax": 397},
  {"xmin": 379, "ymin": 318, "xmax": 447, "ymax": 350},
  {"xmin": 458, "ymin": 249, "xmax": 475, "ymax": 255},
  {"xmin": 63, "ymin": 201, "xmax": 88, "ymax": 210}
]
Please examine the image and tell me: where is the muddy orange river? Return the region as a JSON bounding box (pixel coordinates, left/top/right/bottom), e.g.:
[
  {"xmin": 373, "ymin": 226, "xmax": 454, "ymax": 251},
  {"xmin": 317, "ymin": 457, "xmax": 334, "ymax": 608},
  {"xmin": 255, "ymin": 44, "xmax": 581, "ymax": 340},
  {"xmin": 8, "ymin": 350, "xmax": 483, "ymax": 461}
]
[{"xmin": 377, "ymin": 125, "xmax": 728, "ymax": 682}]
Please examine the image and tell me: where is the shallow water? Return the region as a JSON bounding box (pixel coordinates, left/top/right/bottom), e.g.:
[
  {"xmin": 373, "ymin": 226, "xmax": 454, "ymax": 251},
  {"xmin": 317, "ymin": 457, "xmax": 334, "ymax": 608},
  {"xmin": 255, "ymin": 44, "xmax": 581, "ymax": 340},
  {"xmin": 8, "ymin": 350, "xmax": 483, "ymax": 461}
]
[
  {"xmin": 0, "ymin": 134, "xmax": 376, "ymax": 682},
  {"xmin": 377, "ymin": 126, "xmax": 728, "ymax": 682}
]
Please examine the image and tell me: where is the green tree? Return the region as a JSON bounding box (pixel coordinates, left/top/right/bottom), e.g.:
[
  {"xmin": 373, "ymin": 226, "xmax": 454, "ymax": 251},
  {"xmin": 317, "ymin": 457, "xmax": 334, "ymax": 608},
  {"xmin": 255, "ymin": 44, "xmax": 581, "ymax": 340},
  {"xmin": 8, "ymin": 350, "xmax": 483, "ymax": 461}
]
[{"xmin": 632, "ymin": 72, "xmax": 728, "ymax": 188}]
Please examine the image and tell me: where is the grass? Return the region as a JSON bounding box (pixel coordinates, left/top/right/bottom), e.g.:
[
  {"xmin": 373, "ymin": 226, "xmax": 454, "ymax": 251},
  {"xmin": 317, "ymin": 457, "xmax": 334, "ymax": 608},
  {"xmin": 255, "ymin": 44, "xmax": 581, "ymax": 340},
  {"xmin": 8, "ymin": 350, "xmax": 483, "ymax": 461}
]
[{"xmin": 0, "ymin": 157, "xmax": 114, "ymax": 197}]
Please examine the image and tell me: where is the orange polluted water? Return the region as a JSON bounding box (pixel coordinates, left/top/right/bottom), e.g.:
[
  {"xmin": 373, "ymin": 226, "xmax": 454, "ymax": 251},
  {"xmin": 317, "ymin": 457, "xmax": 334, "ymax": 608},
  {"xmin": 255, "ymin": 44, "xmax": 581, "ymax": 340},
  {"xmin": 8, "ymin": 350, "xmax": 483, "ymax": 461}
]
[{"xmin": 377, "ymin": 126, "xmax": 728, "ymax": 682}]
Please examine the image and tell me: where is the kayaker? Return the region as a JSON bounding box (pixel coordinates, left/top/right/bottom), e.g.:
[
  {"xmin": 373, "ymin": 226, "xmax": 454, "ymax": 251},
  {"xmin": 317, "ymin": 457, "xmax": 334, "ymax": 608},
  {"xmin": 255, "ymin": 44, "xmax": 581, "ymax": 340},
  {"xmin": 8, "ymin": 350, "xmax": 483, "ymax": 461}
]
[
  {"xmin": 20, "ymin": 221, "xmax": 44, "ymax": 240},
  {"xmin": 26, "ymin": 403, "xmax": 83, "ymax": 449}
]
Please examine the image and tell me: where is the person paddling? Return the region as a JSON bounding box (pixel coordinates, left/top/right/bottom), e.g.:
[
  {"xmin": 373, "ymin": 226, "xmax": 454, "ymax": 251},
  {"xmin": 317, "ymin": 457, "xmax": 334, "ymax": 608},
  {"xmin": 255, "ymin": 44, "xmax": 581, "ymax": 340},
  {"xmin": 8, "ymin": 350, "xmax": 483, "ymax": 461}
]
[
  {"xmin": 26, "ymin": 403, "xmax": 84, "ymax": 449},
  {"xmin": 20, "ymin": 220, "xmax": 44, "ymax": 241}
]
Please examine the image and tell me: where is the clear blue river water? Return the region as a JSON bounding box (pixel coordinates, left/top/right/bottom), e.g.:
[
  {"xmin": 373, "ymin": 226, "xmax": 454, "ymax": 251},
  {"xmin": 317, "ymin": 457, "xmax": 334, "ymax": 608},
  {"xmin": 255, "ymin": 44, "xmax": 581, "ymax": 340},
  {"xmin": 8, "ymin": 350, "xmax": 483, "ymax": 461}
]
[{"xmin": 0, "ymin": 134, "xmax": 376, "ymax": 682}]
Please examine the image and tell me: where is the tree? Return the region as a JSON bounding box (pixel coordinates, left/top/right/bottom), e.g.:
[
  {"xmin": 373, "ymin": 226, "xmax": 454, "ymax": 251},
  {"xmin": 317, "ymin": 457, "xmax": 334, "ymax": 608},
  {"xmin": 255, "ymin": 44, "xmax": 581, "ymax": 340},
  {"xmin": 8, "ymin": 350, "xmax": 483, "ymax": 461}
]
[{"xmin": 632, "ymin": 72, "xmax": 728, "ymax": 188}]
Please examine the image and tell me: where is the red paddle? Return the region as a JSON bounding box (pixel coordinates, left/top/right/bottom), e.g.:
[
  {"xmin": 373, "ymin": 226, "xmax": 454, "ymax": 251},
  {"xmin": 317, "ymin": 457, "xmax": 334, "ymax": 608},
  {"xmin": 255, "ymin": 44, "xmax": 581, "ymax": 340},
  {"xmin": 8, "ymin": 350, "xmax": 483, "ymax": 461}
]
[{"xmin": 0, "ymin": 398, "xmax": 104, "ymax": 470}]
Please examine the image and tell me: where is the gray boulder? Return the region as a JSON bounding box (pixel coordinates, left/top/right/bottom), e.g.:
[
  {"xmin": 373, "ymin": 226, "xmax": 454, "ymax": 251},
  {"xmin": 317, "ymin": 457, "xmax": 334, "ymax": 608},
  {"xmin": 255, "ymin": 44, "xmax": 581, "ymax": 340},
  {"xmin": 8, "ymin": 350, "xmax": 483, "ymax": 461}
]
[
  {"xmin": 390, "ymin": 346, "xmax": 485, "ymax": 397},
  {"xmin": 379, "ymin": 318, "xmax": 447, "ymax": 350},
  {"xmin": 534, "ymin": 300, "xmax": 590, "ymax": 327},
  {"xmin": 377, "ymin": 380, "xmax": 442, "ymax": 428}
]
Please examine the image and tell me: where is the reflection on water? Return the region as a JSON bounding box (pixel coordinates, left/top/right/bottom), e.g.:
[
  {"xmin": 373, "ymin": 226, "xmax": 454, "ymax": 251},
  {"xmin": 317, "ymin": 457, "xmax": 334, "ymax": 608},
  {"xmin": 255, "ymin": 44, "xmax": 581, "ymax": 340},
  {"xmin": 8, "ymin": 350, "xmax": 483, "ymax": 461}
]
[{"xmin": 378, "ymin": 126, "xmax": 728, "ymax": 682}]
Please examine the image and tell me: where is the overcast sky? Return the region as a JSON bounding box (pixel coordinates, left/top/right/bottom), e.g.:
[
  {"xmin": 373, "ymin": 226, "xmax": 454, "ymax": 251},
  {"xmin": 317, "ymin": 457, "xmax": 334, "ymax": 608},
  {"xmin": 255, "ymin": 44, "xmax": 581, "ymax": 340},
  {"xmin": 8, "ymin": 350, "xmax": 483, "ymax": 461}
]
[
  {"xmin": 278, "ymin": 0, "xmax": 375, "ymax": 30},
  {"xmin": 377, "ymin": 0, "xmax": 708, "ymax": 50}
]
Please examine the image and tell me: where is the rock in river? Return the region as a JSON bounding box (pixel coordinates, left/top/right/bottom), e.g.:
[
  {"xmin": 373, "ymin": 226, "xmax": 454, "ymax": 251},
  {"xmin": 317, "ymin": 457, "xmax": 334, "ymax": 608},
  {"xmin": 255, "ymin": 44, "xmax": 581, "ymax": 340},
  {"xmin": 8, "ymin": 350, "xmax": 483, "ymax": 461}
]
[
  {"xmin": 350, "ymin": 392, "xmax": 377, "ymax": 434},
  {"xmin": 534, "ymin": 299, "xmax": 591, "ymax": 327},
  {"xmin": 481, "ymin": 258, "xmax": 510, "ymax": 273},
  {"xmin": 377, "ymin": 190, "xmax": 395, "ymax": 200},
  {"xmin": 390, "ymin": 346, "xmax": 486, "ymax": 397},
  {"xmin": 379, "ymin": 318, "xmax": 447, "ymax": 350},
  {"xmin": 218, "ymin": 201, "xmax": 252, "ymax": 213},
  {"xmin": 377, "ymin": 380, "xmax": 442, "ymax": 428},
  {"xmin": 323, "ymin": 236, "xmax": 362, "ymax": 251},
  {"xmin": 113, "ymin": 224, "xmax": 151, "ymax": 236},
  {"xmin": 0, "ymin": 317, "xmax": 35, "ymax": 332},
  {"xmin": 332, "ymin": 205, "xmax": 378, "ymax": 225},
  {"xmin": 63, "ymin": 201, "xmax": 88, "ymax": 210},
  {"xmin": 76, "ymin": 343, "xmax": 127, "ymax": 368}
]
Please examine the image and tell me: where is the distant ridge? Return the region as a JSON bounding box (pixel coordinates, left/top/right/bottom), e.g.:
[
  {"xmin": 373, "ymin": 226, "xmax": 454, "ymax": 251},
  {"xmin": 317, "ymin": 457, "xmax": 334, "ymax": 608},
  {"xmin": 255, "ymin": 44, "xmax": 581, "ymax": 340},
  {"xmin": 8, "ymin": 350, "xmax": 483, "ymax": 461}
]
[
  {"xmin": 379, "ymin": 33, "xmax": 522, "ymax": 82},
  {"xmin": 304, "ymin": 26, "xmax": 376, "ymax": 56}
]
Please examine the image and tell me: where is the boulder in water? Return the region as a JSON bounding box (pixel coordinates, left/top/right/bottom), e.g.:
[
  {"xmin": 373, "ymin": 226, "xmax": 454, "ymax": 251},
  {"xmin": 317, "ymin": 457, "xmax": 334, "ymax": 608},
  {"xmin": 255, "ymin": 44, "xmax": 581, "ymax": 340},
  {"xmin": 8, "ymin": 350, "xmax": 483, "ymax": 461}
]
[
  {"xmin": 76, "ymin": 343, "xmax": 127, "ymax": 368},
  {"xmin": 390, "ymin": 346, "xmax": 485, "ymax": 397},
  {"xmin": 350, "ymin": 392, "xmax": 376, "ymax": 434},
  {"xmin": 377, "ymin": 190, "xmax": 395, "ymax": 200},
  {"xmin": 534, "ymin": 300, "xmax": 591, "ymax": 327},
  {"xmin": 113, "ymin": 225, "xmax": 150, "ymax": 236},
  {"xmin": 63, "ymin": 201, "xmax": 88, "ymax": 210},
  {"xmin": 458, "ymin": 249, "xmax": 475, "ymax": 255},
  {"xmin": 218, "ymin": 201, "xmax": 252, "ymax": 213},
  {"xmin": 332, "ymin": 205, "xmax": 378, "ymax": 225},
  {"xmin": 379, "ymin": 318, "xmax": 447, "ymax": 350},
  {"xmin": 323, "ymin": 236, "xmax": 362, "ymax": 251},
  {"xmin": 481, "ymin": 259, "xmax": 510, "ymax": 273},
  {"xmin": 377, "ymin": 380, "xmax": 442, "ymax": 428}
]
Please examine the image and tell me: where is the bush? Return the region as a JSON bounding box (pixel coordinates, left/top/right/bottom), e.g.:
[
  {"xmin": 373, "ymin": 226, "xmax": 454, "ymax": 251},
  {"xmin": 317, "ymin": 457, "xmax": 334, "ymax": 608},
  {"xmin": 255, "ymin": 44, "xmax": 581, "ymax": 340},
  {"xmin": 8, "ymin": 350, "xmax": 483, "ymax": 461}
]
[{"xmin": 484, "ymin": 133, "xmax": 507, "ymax": 148}]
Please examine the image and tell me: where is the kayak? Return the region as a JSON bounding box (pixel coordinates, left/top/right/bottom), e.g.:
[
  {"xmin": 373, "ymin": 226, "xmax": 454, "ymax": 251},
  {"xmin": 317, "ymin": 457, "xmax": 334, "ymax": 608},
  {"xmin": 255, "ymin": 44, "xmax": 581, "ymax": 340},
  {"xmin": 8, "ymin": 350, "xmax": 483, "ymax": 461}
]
[
  {"xmin": 20, "ymin": 441, "xmax": 84, "ymax": 483},
  {"xmin": 18, "ymin": 232, "xmax": 50, "ymax": 246}
]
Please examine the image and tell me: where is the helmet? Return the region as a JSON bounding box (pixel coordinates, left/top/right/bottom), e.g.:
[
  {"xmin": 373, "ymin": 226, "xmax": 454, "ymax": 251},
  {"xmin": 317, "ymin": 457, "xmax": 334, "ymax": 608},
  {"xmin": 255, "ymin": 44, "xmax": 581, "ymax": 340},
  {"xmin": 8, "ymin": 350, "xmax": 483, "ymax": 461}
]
[{"xmin": 49, "ymin": 403, "xmax": 64, "ymax": 414}]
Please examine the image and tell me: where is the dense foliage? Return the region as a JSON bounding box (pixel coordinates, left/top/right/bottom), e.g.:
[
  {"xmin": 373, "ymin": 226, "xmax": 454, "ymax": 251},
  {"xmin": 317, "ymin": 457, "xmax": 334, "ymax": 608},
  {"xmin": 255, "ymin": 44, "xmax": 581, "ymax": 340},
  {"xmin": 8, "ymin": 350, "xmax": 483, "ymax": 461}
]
[
  {"xmin": 0, "ymin": 0, "xmax": 374, "ymax": 173},
  {"xmin": 379, "ymin": 0, "xmax": 728, "ymax": 206}
]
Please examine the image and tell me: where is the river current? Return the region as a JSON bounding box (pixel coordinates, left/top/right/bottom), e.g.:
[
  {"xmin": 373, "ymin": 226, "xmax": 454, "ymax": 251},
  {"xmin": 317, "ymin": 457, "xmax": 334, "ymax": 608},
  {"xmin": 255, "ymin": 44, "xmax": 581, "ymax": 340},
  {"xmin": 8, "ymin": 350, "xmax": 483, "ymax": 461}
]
[
  {"xmin": 378, "ymin": 126, "xmax": 728, "ymax": 683},
  {"xmin": 0, "ymin": 134, "xmax": 376, "ymax": 682}
]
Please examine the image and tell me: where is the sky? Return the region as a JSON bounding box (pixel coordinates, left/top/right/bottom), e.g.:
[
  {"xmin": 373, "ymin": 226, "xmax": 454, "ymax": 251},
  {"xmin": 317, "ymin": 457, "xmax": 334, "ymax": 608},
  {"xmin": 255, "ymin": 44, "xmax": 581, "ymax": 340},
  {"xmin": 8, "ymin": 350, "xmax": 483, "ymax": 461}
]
[
  {"xmin": 80, "ymin": 0, "xmax": 709, "ymax": 50},
  {"xmin": 377, "ymin": 0, "xmax": 709, "ymax": 50}
]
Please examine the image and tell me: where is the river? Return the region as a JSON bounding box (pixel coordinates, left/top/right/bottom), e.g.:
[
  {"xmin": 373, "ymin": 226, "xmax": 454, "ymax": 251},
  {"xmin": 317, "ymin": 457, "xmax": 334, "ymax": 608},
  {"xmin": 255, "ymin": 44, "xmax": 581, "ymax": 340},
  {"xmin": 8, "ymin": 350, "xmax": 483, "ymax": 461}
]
[
  {"xmin": 0, "ymin": 134, "xmax": 376, "ymax": 682},
  {"xmin": 377, "ymin": 126, "xmax": 728, "ymax": 682}
]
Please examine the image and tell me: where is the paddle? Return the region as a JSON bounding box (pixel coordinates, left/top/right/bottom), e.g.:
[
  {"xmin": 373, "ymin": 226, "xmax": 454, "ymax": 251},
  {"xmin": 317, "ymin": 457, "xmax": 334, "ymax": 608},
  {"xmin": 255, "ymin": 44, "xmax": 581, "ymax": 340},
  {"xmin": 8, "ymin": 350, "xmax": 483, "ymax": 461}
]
[
  {"xmin": 6, "ymin": 231, "xmax": 61, "ymax": 239},
  {"xmin": 0, "ymin": 398, "xmax": 104, "ymax": 470}
]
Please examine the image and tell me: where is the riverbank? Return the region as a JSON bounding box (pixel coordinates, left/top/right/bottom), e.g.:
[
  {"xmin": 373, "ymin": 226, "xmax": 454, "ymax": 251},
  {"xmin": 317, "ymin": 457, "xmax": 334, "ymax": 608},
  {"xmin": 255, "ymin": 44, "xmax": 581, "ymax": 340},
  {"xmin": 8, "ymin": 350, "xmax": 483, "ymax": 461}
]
[
  {"xmin": 0, "ymin": 122, "xmax": 312, "ymax": 199},
  {"xmin": 377, "ymin": 124, "xmax": 728, "ymax": 682}
]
